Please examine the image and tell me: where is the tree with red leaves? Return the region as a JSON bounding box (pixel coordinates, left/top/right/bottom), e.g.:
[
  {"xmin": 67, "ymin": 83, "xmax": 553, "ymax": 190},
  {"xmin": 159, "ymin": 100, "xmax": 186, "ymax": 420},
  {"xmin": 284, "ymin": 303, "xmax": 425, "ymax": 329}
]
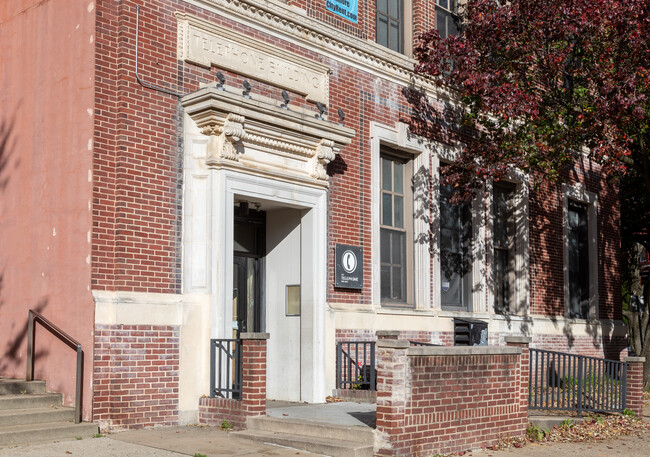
[{"xmin": 405, "ymin": 0, "xmax": 650, "ymax": 385}]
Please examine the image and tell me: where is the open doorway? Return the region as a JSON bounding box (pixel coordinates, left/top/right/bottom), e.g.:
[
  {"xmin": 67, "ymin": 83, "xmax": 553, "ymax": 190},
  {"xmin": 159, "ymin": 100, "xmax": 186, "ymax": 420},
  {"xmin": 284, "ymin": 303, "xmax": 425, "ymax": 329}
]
[{"xmin": 232, "ymin": 203, "xmax": 265, "ymax": 338}]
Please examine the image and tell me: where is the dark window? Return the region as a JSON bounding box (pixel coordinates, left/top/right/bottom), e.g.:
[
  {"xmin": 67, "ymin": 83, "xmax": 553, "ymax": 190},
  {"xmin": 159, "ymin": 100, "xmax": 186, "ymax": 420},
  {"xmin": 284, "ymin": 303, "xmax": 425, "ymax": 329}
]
[
  {"xmin": 493, "ymin": 184, "xmax": 516, "ymax": 313},
  {"xmin": 381, "ymin": 154, "xmax": 410, "ymax": 304},
  {"xmin": 377, "ymin": 0, "xmax": 403, "ymax": 53},
  {"xmin": 568, "ymin": 200, "xmax": 590, "ymax": 318},
  {"xmin": 435, "ymin": 0, "xmax": 459, "ymax": 39},
  {"xmin": 440, "ymin": 181, "xmax": 472, "ymax": 310}
]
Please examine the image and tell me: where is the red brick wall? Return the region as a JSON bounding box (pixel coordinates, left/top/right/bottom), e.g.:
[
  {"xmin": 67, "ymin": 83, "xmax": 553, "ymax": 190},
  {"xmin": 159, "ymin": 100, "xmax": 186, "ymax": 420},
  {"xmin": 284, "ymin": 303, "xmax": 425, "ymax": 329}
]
[
  {"xmin": 287, "ymin": 0, "xmax": 440, "ymax": 48},
  {"xmin": 375, "ymin": 338, "xmax": 528, "ymax": 456},
  {"xmin": 529, "ymin": 161, "xmax": 622, "ymax": 320},
  {"xmin": 624, "ymin": 358, "xmax": 644, "ymax": 416},
  {"xmin": 92, "ymin": 0, "xmax": 621, "ymax": 331},
  {"xmin": 93, "ymin": 325, "xmax": 180, "ymax": 430},
  {"xmin": 198, "ymin": 337, "xmax": 267, "ymax": 430}
]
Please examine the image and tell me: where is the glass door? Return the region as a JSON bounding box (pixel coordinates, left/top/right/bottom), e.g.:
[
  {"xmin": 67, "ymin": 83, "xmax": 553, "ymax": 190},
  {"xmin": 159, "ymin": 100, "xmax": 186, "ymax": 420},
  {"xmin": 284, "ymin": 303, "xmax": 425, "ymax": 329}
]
[{"xmin": 232, "ymin": 255, "xmax": 260, "ymax": 338}]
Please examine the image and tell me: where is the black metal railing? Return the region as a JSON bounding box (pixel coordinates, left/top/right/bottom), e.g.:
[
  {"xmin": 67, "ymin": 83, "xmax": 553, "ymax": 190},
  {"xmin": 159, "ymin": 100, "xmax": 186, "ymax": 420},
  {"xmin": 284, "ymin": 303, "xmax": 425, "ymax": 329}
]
[
  {"xmin": 336, "ymin": 341, "xmax": 376, "ymax": 390},
  {"xmin": 26, "ymin": 309, "xmax": 83, "ymax": 424},
  {"xmin": 210, "ymin": 339, "xmax": 242, "ymax": 399},
  {"xmin": 529, "ymin": 348, "xmax": 628, "ymax": 415}
]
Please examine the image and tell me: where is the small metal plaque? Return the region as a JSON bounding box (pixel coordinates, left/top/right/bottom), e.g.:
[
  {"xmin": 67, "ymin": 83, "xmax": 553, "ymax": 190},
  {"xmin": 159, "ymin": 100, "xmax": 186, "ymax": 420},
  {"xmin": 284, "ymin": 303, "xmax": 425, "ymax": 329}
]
[
  {"xmin": 335, "ymin": 244, "xmax": 363, "ymax": 289},
  {"xmin": 286, "ymin": 285, "xmax": 301, "ymax": 316}
]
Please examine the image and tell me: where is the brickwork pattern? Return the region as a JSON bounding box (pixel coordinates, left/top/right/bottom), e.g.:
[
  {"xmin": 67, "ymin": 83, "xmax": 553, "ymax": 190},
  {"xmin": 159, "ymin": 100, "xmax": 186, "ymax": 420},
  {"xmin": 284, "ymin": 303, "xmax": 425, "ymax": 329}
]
[
  {"xmin": 375, "ymin": 337, "xmax": 528, "ymax": 456},
  {"xmin": 624, "ymin": 359, "xmax": 645, "ymax": 416},
  {"xmin": 529, "ymin": 161, "xmax": 621, "ymax": 320},
  {"xmin": 93, "ymin": 325, "xmax": 179, "ymax": 430},
  {"xmin": 92, "ymin": 0, "xmax": 621, "ymax": 325},
  {"xmin": 198, "ymin": 337, "xmax": 267, "ymax": 430}
]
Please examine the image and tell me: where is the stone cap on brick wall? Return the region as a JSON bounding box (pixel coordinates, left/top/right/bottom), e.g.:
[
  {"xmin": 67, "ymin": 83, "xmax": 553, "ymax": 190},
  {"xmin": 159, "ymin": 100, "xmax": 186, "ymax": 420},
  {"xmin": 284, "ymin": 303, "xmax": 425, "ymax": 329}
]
[
  {"xmin": 624, "ymin": 356, "xmax": 646, "ymax": 363},
  {"xmin": 376, "ymin": 330, "xmax": 400, "ymax": 338},
  {"xmin": 240, "ymin": 332, "xmax": 270, "ymax": 340},
  {"xmin": 504, "ymin": 336, "xmax": 532, "ymax": 344},
  {"xmin": 407, "ymin": 345, "xmax": 522, "ymax": 356},
  {"xmin": 377, "ymin": 339, "xmax": 410, "ymax": 349}
]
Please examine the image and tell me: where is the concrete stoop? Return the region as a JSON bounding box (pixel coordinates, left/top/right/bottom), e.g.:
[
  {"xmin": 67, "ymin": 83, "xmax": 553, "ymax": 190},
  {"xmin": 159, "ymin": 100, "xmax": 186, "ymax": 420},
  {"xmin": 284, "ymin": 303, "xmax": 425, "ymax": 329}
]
[
  {"xmin": 0, "ymin": 378, "xmax": 98, "ymax": 448},
  {"xmin": 234, "ymin": 415, "xmax": 374, "ymax": 457}
]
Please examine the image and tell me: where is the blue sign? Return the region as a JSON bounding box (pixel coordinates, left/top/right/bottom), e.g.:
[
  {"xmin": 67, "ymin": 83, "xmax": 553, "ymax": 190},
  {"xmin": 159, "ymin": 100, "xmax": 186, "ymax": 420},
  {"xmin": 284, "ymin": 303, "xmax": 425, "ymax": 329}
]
[{"xmin": 327, "ymin": 0, "xmax": 358, "ymax": 23}]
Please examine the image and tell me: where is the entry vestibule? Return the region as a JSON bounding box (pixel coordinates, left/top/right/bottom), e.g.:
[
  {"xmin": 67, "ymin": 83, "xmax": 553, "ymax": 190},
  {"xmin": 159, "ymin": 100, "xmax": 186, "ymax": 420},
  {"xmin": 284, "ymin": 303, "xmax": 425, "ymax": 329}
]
[
  {"xmin": 231, "ymin": 199, "xmax": 309, "ymax": 400},
  {"xmin": 181, "ymin": 85, "xmax": 354, "ymax": 404},
  {"xmin": 215, "ymin": 173, "xmax": 328, "ymax": 403}
]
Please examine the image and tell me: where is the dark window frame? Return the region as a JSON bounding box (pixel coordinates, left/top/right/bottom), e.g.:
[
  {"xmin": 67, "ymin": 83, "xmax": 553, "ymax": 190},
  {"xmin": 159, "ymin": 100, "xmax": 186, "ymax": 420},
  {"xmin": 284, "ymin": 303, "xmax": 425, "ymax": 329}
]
[
  {"xmin": 439, "ymin": 171, "xmax": 473, "ymax": 311},
  {"xmin": 567, "ymin": 199, "xmax": 590, "ymax": 319},
  {"xmin": 493, "ymin": 182, "xmax": 516, "ymax": 314},
  {"xmin": 435, "ymin": 0, "xmax": 459, "ymax": 39},
  {"xmin": 376, "ymin": 0, "xmax": 404, "ymax": 53}
]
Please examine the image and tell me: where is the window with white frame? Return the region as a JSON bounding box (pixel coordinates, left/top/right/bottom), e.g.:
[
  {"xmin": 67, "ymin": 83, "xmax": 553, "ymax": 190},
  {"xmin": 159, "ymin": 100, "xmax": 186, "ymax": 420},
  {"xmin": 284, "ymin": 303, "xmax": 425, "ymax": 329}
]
[
  {"xmin": 439, "ymin": 176, "xmax": 473, "ymax": 311},
  {"xmin": 371, "ymin": 122, "xmax": 430, "ymax": 310},
  {"xmin": 563, "ymin": 184, "xmax": 598, "ymax": 319},
  {"xmin": 380, "ymin": 151, "xmax": 413, "ymax": 305}
]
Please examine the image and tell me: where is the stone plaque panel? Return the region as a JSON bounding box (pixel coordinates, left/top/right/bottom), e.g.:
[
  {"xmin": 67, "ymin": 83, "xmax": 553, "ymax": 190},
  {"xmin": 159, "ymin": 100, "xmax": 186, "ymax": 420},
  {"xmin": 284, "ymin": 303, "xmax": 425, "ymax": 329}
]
[{"xmin": 176, "ymin": 13, "xmax": 330, "ymax": 104}]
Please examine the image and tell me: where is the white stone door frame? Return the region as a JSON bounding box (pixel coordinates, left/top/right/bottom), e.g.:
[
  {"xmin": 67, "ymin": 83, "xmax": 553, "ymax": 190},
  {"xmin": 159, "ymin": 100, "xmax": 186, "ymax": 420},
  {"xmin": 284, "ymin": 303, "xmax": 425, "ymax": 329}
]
[{"xmin": 210, "ymin": 169, "xmax": 328, "ymax": 403}]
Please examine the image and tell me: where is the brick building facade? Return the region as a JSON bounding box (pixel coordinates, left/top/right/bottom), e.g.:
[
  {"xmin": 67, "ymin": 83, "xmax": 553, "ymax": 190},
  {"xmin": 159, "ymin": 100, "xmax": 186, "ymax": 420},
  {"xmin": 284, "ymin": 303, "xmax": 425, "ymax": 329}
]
[{"xmin": 1, "ymin": 0, "xmax": 626, "ymax": 429}]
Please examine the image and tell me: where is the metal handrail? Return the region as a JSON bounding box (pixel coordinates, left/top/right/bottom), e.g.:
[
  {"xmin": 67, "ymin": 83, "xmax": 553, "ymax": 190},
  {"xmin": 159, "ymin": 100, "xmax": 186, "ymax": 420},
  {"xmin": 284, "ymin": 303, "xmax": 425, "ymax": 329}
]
[{"xmin": 26, "ymin": 309, "xmax": 83, "ymax": 423}]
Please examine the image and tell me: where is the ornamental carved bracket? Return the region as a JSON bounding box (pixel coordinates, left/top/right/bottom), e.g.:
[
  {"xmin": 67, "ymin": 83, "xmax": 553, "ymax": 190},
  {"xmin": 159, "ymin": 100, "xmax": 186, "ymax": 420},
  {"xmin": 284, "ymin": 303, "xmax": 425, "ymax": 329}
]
[
  {"xmin": 310, "ymin": 139, "xmax": 336, "ymax": 181},
  {"xmin": 182, "ymin": 86, "xmax": 355, "ymax": 186},
  {"xmin": 202, "ymin": 114, "xmax": 246, "ymax": 165}
]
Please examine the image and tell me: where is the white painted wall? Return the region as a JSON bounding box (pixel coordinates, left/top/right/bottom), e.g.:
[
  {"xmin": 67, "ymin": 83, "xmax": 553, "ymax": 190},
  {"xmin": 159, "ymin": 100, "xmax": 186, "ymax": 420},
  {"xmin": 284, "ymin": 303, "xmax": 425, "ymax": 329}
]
[{"xmin": 266, "ymin": 209, "xmax": 302, "ymax": 400}]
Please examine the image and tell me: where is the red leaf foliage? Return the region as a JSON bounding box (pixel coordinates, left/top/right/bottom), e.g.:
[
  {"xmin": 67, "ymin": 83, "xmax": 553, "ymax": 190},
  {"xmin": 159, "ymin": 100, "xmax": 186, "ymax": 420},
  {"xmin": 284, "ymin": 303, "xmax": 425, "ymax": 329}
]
[{"xmin": 404, "ymin": 0, "xmax": 650, "ymax": 201}]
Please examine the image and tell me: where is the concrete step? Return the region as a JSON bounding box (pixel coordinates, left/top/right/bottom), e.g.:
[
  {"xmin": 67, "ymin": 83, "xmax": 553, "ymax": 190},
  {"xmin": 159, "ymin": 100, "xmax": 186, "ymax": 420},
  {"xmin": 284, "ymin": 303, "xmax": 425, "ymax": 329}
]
[
  {"xmin": 0, "ymin": 406, "xmax": 75, "ymax": 427},
  {"xmin": 0, "ymin": 393, "xmax": 63, "ymax": 411},
  {"xmin": 234, "ymin": 429, "xmax": 373, "ymax": 457},
  {"xmin": 246, "ymin": 415, "xmax": 375, "ymax": 445},
  {"xmin": 0, "ymin": 379, "xmax": 46, "ymax": 395},
  {"xmin": 0, "ymin": 421, "xmax": 99, "ymax": 448}
]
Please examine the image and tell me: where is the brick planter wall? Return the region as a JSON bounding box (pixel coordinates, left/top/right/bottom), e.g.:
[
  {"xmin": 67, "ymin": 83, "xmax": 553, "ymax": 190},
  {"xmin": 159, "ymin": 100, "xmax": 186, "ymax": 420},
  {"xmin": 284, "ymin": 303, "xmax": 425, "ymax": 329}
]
[
  {"xmin": 624, "ymin": 356, "xmax": 645, "ymax": 416},
  {"xmin": 375, "ymin": 333, "xmax": 529, "ymax": 456},
  {"xmin": 93, "ymin": 325, "xmax": 180, "ymax": 431},
  {"xmin": 198, "ymin": 333, "xmax": 268, "ymax": 430}
]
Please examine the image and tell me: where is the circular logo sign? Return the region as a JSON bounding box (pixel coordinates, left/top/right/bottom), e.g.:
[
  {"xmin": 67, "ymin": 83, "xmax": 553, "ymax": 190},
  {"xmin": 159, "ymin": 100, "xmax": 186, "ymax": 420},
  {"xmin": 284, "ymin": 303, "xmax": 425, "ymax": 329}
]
[{"xmin": 341, "ymin": 250, "xmax": 357, "ymax": 273}]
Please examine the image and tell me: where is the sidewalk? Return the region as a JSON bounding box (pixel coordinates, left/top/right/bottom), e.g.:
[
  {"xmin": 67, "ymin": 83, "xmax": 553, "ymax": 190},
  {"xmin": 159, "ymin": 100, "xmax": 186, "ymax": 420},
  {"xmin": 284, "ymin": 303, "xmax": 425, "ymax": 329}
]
[
  {"xmin": 0, "ymin": 405, "xmax": 648, "ymax": 457},
  {"xmin": 0, "ymin": 425, "xmax": 323, "ymax": 457}
]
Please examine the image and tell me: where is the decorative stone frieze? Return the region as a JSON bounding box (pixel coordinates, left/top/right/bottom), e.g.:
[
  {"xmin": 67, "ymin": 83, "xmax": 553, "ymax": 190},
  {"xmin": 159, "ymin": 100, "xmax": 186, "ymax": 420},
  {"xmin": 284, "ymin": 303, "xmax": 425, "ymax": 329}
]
[
  {"xmin": 181, "ymin": 85, "xmax": 355, "ymax": 187},
  {"xmin": 178, "ymin": 2, "xmax": 451, "ymax": 99}
]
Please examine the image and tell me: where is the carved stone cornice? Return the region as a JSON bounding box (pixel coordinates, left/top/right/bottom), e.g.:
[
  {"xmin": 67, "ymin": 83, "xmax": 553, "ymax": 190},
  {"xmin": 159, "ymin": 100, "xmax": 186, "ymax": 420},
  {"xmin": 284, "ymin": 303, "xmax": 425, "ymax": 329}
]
[
  {"xmin": 180, "ymin": 0, "xmax": 452, "ymax": 100},
  {"xmin": 181, "ymin": 85, "xmax": 355, "ymax": 186}
]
